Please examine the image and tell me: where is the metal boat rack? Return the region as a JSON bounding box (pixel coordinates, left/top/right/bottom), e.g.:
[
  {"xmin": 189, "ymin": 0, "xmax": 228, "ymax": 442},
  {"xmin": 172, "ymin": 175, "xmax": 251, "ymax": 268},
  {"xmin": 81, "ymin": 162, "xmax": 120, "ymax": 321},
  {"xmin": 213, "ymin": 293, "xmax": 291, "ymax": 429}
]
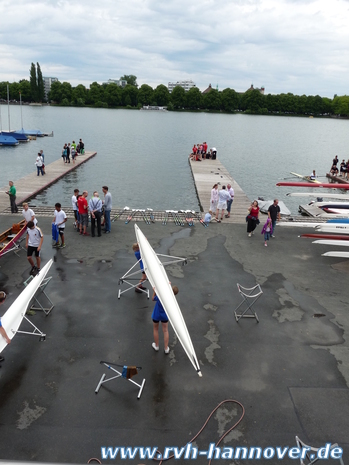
[
  {"xmin": 24, "ymin": 275, "xmax": 54, "ymax": 316},
  {"xmin": 234, "ymin": 283, "xmax": 263, "ymax": 323},
  {"xmin": 95, "ymin": 361, "xmax": 146, "ymax": 399}
]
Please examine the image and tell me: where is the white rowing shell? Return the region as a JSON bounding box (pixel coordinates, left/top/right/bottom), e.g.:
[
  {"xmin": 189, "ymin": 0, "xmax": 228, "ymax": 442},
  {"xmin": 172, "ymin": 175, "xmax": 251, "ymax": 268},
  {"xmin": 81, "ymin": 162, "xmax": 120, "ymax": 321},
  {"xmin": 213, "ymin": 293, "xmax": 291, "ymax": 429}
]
[
  {"xmin": 135, "ymin": 224, "xmax": 202, "ymax": 376},
  {"xmin": 313, "ymin": 240, "xmax": 349, "ymax": 246},
  {"xmin": 322, "ymin": 251, "xmax": 349, "ymax": 258},
  {"xmin": 0, "ymin": 259, "xmax": 53, "ymax": 353},
  {"xmin": 315, "ymin": 225, "xmax": 349, "ymax": 233},
  {"xmin": 287, "ymin": 192, "xmax": 349, "ymax": 199}
]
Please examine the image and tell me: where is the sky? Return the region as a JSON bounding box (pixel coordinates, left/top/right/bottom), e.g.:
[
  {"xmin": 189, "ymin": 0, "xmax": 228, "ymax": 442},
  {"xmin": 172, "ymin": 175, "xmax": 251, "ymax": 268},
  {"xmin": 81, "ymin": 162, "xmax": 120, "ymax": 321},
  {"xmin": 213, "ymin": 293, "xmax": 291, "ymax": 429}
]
[{"xmin": 0, "ymin": 0, "xmax": 349, "ymax": 97}]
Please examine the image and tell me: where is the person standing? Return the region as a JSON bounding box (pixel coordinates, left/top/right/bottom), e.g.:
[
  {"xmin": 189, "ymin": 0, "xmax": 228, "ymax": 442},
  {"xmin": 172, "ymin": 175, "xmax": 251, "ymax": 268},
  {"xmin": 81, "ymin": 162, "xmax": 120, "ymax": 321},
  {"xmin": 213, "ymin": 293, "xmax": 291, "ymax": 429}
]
[
  {"xmin": 53, "ymin": 203, "xmax": 67, "ymax": 248},
  {"xmin": 66, "ymin": 143, "xmax": 71, "ymax": 164},
  {"xmin": 247, "ymin": 200, "xmax": 260, "ymax": 237},
  {"xmin": 62, "ymin": 144, "xmax": 67, "ymax": 163},
  {"xmin": 210, "ymin": 184, "xmax": 219, "ymax": 214},
  {"xmin": 26, "ymin": 220, "xmax": 44, "ymax": 274},
  {"xmin": 89, "ymin": 191, "xmax": 103, "ymax": 237},
  {"xmin": 22, "ymin": 203, "xmax": 37, "ymax": 226},
  {"xmin": 268, "ymin": 199, "xmax": 281, "ymax": 238},
  {"xmin": 6, "ymin": 181, "xmax": 18, "ymax": 213},
  {"xmin": 78, "ymin": 191, "xmax": 89, "ymax": 235},
  {"xmin": 151, "ymin": 286, "xmax": 178, "ymax": 354},
  {"xmin": 215, "ymin": 185, "xmax": 230, "ymax": 222},
  {"xmin": 35, "ymin": 152, "xmax": 44, "ymax": 176},
  {"xmin": 72, "ymin": 189, "xmax": 79, "ymax": 229},
  {"xmin": 79, "ymin": 138, "xmax": 85, "ymax": 154},
  {"xmin": 102, "ymin": 186, "xmax": 112, "ymax": 234},
  {"xmin": 225, "ymin": 184, "xmax": 235, "ymax": 218},
  {"xmin": 39, "ymin": 150, "xmax": 45, "ymax": 174}
]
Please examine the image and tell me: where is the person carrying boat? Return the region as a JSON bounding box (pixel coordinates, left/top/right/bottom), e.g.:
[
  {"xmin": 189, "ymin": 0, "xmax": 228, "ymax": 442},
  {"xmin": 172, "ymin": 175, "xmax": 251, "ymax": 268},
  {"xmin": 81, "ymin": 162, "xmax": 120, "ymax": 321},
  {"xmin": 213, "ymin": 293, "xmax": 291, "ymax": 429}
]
[
  {"xmin": 246, "ymin": 200, "xmax": 260, "ymax": 237},
  {"xmin": 26, "ymin": 220, "xmax": 44, "ymax": 275},
  {"xmin": 267, "ymin": 199, "xmax": 280, "ymax": 237},
  {"xmin": 5, "ymin": 181, "xmax": 18, "ymax": 213},
  {"xmin": 132, "ymin": 243, "xmax": 147, "ymax": 293},
  {"xmin": 151, "ymin": 286, "xmax": 178, "ymax": 354},
  {"xmin": 0, "ymin": 291, "xmax": 11, "ymax": 365}
]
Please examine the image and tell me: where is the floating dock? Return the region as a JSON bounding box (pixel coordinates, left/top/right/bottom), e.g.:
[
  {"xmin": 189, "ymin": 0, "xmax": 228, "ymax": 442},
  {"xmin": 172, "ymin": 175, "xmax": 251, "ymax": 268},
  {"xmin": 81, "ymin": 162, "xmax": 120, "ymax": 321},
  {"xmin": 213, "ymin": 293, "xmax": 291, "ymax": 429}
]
[
  {"xmin": 189, "ymin": 158, "xmax": 251, "ymax": 224},
  {"xmin": 326, "ymin": 173, "xmax": 349, "ymax": 184},
  {"xmin": 0, "ymin": 151, "xmax": 97, "ymax": 213}
]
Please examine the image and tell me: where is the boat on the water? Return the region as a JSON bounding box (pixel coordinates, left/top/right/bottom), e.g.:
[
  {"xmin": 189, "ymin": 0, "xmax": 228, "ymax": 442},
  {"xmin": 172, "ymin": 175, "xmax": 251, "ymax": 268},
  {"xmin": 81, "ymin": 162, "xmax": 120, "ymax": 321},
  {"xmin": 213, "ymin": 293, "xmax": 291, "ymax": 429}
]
[
  {"xmin": 0, "ymin": 221, "xmax": 26, "ymax": 258},
  {"xmin": 0, "ymin": 131, "xmax": 28, "ymax": 142},
  {"xmin": 16, "ymin": 128, "xmax": 44, "ymax": 137},
  {"xmin": 258, "ymin": 199, "xmax": 291, "ymax": 216},
  {"xmin": 0, "ymin": 259, "xmax": 53, "ymax": 353},
  {"xmin": 290, "ymin": 172, "xmax": 321, "ymax": 183},
  {"xmin": 0, "ymin": 133, "xmax": 19, "ymax": 146},
  {"xmin": 134, "ymin": 224, "xmax": 202, "ymax": 376}
]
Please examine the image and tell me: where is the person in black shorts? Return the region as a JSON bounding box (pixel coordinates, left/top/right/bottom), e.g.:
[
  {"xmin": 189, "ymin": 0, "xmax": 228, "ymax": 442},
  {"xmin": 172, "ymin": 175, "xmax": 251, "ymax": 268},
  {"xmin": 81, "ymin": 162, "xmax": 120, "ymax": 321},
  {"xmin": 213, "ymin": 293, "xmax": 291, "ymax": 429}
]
[
  {"xmin": 26, "ymin": 221, "xmax": 44, "ymax": 274},
  {"xmin": 268, "ymin": 199, "xmax": 281, "ymax": 238}
]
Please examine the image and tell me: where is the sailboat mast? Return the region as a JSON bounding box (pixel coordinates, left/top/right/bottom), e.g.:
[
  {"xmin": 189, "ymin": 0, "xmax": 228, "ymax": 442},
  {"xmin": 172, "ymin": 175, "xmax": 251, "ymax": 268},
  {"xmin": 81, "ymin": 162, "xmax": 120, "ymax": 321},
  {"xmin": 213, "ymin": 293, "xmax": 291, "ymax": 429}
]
[
  {"xmin": 20, "ymin": 92, "xmax": 23, "ymax": 129},
  {"xmin": 7, "ymin": 84, "xmax": 10, "ymax": 131}
]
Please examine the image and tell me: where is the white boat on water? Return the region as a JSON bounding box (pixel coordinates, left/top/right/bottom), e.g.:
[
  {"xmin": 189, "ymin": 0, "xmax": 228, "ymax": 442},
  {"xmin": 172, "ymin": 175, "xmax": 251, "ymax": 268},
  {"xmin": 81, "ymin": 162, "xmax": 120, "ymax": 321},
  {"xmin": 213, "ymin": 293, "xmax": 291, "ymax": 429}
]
[
  {"xmin": 258, "ymin": 200, "xmax": 291, "ymax": 216},
  {"xmin": 135, "ymin": 224, "xmax": 202, "ymax": 376}
]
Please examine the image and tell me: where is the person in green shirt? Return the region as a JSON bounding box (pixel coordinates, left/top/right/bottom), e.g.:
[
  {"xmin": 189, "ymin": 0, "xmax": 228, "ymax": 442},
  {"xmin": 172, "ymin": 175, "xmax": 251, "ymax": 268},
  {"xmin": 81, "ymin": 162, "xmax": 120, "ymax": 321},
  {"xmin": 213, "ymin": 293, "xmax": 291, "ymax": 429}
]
[{"xmin": 6, "ymin": 181, "xmax": 18, "ymax": 213}]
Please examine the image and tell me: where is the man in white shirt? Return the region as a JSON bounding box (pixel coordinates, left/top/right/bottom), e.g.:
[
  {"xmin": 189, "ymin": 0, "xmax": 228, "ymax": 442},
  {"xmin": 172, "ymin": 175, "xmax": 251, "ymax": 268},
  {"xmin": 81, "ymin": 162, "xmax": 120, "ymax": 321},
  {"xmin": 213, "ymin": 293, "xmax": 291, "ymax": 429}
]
[
  {"xmin": 53, "ymin": 203, "xmax": 67, "ymax": 248},
  {"xmin": 225, "ymin": 184, "xmax": 235, "ymax": 218},
  {"xmin": 35, "ymin": 153, "xmax": 44, "ymax": 176},
  {"xmin": 22, "ymin": 202, "xmax": 37, "ymax": 226},
  {"xmin": 71, "ymin": 189, "xmax": 79, "ymax": 229},
  {"xmin": 26, "ymin": 221, "xmax": 44, "ymax": 275},
  {"xmin": 215, "ymin": 185, "xmax": 230, "ymax": 222}
]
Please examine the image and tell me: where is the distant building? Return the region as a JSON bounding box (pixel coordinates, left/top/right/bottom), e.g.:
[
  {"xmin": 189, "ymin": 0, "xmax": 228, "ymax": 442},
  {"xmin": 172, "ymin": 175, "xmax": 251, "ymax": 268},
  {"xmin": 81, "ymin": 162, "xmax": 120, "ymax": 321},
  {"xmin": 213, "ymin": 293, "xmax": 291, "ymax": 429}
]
[
  {"xmin": 202, "ymin": 84, "xmax": 213, "ymax": 94},
  {"xmin": 43, "ymin": 77, "xmax": 58, "ymax": 100},
  {"xmin": 104, "ymin": 79, "xmax": 127, "ymax": 88},
  {"xmin": 168, "ymin": 80, "xmax": 196, "ymax": 93},
  {"xmin": 244, "ymin": 84, "xmax": 265, "ymax": 95}
]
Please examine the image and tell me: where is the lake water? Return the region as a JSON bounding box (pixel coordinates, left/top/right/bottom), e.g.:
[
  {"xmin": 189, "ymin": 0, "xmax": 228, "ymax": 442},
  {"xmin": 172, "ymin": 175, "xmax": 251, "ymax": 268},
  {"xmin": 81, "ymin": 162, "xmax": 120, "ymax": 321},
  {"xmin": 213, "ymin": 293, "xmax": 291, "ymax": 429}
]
[{"xmin": 1, "ymin": 104, "xmax": 349, "ymax": 214}]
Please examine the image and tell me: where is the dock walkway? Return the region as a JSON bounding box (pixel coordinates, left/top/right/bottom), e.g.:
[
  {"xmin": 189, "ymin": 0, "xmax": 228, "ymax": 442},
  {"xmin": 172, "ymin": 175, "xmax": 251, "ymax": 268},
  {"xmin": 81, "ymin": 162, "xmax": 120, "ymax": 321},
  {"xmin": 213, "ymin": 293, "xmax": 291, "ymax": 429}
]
[
  {"xmin": 189, "ymin": 158, "xmax": 251, "ymax": 224},
  {"xmin": 0, "ymin": 151, "xmax": 97, "ymax": 213}
]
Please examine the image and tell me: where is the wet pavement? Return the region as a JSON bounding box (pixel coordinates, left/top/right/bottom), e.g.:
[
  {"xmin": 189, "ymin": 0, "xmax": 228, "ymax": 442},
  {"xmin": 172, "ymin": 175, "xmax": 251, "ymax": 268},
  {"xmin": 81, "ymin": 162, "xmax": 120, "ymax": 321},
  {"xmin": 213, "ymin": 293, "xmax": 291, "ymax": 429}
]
[{"xmin": 0, "ymin": 215, "xmax": 348, "ymax": 464}]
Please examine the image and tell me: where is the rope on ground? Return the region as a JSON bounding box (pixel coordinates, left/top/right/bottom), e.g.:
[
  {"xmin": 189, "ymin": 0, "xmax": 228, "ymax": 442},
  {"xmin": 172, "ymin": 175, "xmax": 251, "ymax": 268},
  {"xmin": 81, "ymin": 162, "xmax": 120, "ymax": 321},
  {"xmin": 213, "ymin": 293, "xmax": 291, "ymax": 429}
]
[{"xmin": 154, "ymin": 399, "xmax": 245, "ymax": 465}]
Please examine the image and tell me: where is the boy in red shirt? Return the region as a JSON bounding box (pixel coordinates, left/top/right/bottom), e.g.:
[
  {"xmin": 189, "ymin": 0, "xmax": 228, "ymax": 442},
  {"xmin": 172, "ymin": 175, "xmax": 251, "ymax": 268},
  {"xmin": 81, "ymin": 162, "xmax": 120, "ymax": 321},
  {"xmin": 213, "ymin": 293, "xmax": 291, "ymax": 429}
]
[{"xmin": 78, "ymin": 191, "xmax": 89, "ymax": 235}]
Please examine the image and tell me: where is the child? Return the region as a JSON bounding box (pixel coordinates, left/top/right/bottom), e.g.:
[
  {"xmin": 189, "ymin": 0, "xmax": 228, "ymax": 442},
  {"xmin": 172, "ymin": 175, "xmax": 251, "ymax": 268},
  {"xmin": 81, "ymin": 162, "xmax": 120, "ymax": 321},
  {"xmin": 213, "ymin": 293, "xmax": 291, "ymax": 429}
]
[
  {"xmin": 204, "ymin": 210, "xmax": 212, "ymax": 223},
  {"xmin": 152, "ymin": 286, "xmax": 178, "ymax": 354},
  {"xmin": 261, "ymin": 217, "xmax": 273, "ymax": 247},
  {"xmin": 26, "ymin": 221, "xmax": 44, "ymax": 274},
  {"xmin": 53, "ymin": 203, "xmax": 67, "ymax": 248},
  {"xmin": 132, "ymin": 243, "xmax": 147, "ymax": 293}
]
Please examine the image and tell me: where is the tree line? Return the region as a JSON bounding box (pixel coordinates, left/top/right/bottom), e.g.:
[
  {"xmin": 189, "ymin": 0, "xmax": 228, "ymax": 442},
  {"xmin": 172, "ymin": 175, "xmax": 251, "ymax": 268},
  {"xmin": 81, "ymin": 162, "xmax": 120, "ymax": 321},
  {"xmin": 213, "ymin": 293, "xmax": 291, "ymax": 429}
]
[{"xmin": 1, "ymin": 74, "xmax": 348, "ymax": 116}]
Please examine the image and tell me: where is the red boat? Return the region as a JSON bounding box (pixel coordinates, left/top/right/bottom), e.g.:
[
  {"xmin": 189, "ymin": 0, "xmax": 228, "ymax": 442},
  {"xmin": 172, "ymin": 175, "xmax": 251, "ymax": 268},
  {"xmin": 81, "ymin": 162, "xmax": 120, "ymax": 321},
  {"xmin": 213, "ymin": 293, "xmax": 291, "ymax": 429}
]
[
  {"xmin": 301, "ymin": 234, "xmax": 349, "ymax": 241},
  {"xmin": 0, "ymin": 221, "xmax": 26, "ymax": 258}
]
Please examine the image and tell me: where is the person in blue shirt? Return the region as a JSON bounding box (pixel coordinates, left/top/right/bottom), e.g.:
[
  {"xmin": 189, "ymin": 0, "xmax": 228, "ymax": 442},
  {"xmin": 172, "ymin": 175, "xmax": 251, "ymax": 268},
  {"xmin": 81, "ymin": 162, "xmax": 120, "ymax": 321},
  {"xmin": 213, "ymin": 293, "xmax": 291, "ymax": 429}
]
[
  {"xmin": 132, "ymin": 243, "xmax": 147, "ymax": 293},
  {"xmin": 151, "ymin": 285, "xmax": 178, "ymax": 354}
]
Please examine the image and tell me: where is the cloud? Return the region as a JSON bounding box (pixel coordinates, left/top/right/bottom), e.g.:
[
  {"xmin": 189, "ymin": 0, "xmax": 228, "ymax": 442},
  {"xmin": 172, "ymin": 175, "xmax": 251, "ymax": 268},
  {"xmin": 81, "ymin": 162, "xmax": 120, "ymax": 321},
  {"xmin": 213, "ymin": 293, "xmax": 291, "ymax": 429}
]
[{"xmin": 0, "ymin": 0, "xmax": 348, "ymax": 96}]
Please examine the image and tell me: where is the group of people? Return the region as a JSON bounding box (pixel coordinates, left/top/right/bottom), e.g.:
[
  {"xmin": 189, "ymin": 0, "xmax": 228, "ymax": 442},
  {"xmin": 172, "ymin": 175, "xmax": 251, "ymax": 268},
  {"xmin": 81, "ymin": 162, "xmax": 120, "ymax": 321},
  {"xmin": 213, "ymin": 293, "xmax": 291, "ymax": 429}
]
[
  {"xmin": 71, "ymin": 186, "xmax": 112, "ymax": 238},
  {"xmin": 246, "ymin": 199, "xmax": 281, "ymax": 246},
  {"xmin": 62, "ymin": 139, "xmax": 84, "ymax": 164},
  {"xmin": 206, "ymin": 183, "xmax": 235, "ymax": 223},
  {"xmin": 330, "ymin": 155, "xmax": 349, "ymax": 179},
  {"xmin": 189, "ymin": 143, "xmax": 217, "ymax": 161}
]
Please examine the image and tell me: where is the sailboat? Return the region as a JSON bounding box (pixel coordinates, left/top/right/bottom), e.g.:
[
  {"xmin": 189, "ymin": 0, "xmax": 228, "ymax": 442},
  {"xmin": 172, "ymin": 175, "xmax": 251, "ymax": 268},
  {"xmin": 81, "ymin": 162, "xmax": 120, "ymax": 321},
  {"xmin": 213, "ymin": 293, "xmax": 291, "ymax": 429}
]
[
  {"xmin": 0, "ymin": 86, "xmax": 28, "ymax": 142},
  {"xmin": 0, "ymin": 102, "xmax": 18, "ymax": 146}
]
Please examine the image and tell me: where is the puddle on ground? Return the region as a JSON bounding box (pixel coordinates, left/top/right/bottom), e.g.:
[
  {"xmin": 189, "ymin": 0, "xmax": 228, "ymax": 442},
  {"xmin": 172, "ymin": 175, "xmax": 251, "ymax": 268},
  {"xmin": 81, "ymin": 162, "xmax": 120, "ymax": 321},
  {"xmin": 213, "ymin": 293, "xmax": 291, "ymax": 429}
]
[
  {"xmin": 204, "ymin": 319, "xmax": 221, "ymax": 366},
  {"xmin": 17, "ymin": 400, "xmax": 46, "ymax": 430},
  {"xmin": 66, "ymin": 259, "xmax": 83, "ymax": 264},
  {"xmin": 155, "ymin": 229, "xmax": 191, "ymax": 255}
]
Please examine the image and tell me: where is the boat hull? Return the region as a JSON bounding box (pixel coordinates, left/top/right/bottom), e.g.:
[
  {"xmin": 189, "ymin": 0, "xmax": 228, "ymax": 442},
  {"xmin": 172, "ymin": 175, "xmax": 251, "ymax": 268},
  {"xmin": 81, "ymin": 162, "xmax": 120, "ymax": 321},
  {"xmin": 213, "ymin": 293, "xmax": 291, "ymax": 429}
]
[
  {"xmin": 0, "ymin": 259, "xmax": 53, "ymax": 352},
  {"xmin": 135, "ymin": 224, "xmax": 201, "ymax": 376},
  {"xmin": 313, "ymin": 240, "xmax": 349, "ymax": 247},
  {"xmin": 301, "ymin": 234, "xmax": 349, "ymax": 240},
  {"xmin": 277, "ymin": 182, "xmax": 349, "ymax": 189},
  {"xmin": 322, "ymin": 251, "xmax": 349, "ymax": 258},
  {"xmin": 0, "ymin": 221, "xmax": 26, "ymax": 258}
]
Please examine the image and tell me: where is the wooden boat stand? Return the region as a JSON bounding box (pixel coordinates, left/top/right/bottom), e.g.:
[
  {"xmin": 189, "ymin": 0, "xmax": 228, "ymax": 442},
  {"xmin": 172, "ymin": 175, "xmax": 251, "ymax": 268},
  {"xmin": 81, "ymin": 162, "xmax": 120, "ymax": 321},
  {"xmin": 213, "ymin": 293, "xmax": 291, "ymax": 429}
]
[
  {"xmin": 95, "ymin": 361, "xmax": 146, "ymax": 399},
  {"xmin": 234, "ymin": 283, "xmax": 263, "ymax": 323},
  {"xmin": 118, "ymin": 253, "xmax": 187, "ymax": 299},
  {"xmin": 24, "ymin": 275, "xmax": 54, "ymax": 315}
]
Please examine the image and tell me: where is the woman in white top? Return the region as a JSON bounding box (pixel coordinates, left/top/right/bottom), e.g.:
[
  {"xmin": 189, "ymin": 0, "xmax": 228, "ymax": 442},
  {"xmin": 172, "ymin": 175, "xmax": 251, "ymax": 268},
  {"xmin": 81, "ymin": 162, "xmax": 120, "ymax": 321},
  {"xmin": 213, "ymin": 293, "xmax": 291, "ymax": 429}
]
[
  {"xmin": 22, "ymin": 203, "xmax": 37, "ymax": 225},
  {"xmin": 210, "ymin": 184, "xmax": 219, "ymax": 213}
]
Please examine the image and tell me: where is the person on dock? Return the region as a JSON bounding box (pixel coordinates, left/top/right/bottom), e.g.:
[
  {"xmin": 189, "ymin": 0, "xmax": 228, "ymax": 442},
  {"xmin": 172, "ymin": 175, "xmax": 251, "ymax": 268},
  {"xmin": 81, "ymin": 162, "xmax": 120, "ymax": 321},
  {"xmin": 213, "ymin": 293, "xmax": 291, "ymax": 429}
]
[
  {"xmin": 211, "ymin": 147, "xmax": 217, "ymax": 160},
  {"xmin": 6, "ymin": 181, "xmax": 18, "ymax": 213},
  {"xmin": 340, "ymin": 160, "xmax": 347, "ymax": 177},
  {"xmin": 102, "ymin": 186, "xmax": 112, "ymax": 234},
  {"xmin": 79, "ymin": 138, "xmax": 85, "ymax": 154},
  {"xmin": 78, "ymin": 191, "xmax": 89, "ymax": 236},
  {"xmin": 72, "ymin": 189, "xmax": 79, "ymax": 229},
  {"xmin": 26, "ymin": 220, "xmax": 44, "ymax": 274},
  {"xmin": 204, "ymin": 210, "xmax": 212, "ymax": 223},
  {"xmin": 151, "ymin": 286, "xmax": 178, "ymax": 354},
  {"xmin": 330, "ymin": 163, "xmax": 339, "ymax": 176},
  {"xmin": 66, "ymin": 143, "xmax": 71, "ymax": 164},
  {"xmin": 35, "ymin": 152, "xmax": 44, "ymax": 176},
  {"xmin": 62, "ymin": 144, "xmax": 67, "ymax": 163},
  {"xmin": 210, "ymin": 184, "xmax": 219, "ymax": 214},
  {"xmin": 261, "ymin": 217, "xmax": 273, "ymax": 247},
  {"xmin": 215, "ymin": 185, "xmax": 230, "ymax": 222},
  {"xmin": 53, "ymin": 203, "xmax": 67, "ymax": 248},
  {"xmin": 39, "ymin": 150, "xmax": 45, "ymax": 174},
  {"xmin": 246, "ymin": 200, "xmax": 260, "ymax": 237},
  {"xmin": 190, "ymin": 144, "xmax": 197, "ymax": 161},
  {"xmin": 268, "ymin": 199, "xmax": 280, "ymax": 237},
  {"xmin": 225, "ymin": 184, "xmax": 234, "ymax": 218},
  {"xmin": 71, "ymin": 145, "xmax": 76, "ymax": 164},
  {"xmin": 22, "ymin": 203, "xmax": 37, "ymax": 226},
  {"xmin": 89, "ymin": 191, "xmax": 103, "ymax": 237},
  {"xmin": 72, "ymin": 140, "xmax": 76, "ymax": 151},
  {"xmin": 202, "ymin": 141, "xmax": 208, "ymax": 159},
  {"xmin": 132, "ymin": 243, "xmax": 147, "ymax": 293}
]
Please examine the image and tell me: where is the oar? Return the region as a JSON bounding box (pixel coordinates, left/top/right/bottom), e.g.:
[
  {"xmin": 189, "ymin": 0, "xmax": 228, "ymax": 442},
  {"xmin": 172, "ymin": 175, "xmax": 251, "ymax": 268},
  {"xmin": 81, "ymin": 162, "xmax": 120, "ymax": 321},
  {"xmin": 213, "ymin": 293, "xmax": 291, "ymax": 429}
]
[
  {"xmin": 174, "ymin": 210, "xmax": 185, "ymax": 226},
  {"xmin": 181, "ymin": 210, "xmax": 193, "ymax": 226},
  {"xmin": 112, "ymin": 206, "xmax": 129, "ymax": 222},
  {"xmin": 170, "ymin": 210, "xmax": 179, "ymax": 226},
  {"xmin": 125, "ymin": 209, "xmax": 136, "ymax": 224},
  {"xmin": 139, "ymin": 209, "xmax": 149, "ymax": 225},
  {"xmin": 162, "ymin": 211, "xmax": 169, "ymax": 225},
  {"xmin": 192, "ymin": 210, "xmax": 207, "ymax": 227},
  {"xmin": 147, "ymin": 208, "xmax": 155, "ymax": 223}
]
